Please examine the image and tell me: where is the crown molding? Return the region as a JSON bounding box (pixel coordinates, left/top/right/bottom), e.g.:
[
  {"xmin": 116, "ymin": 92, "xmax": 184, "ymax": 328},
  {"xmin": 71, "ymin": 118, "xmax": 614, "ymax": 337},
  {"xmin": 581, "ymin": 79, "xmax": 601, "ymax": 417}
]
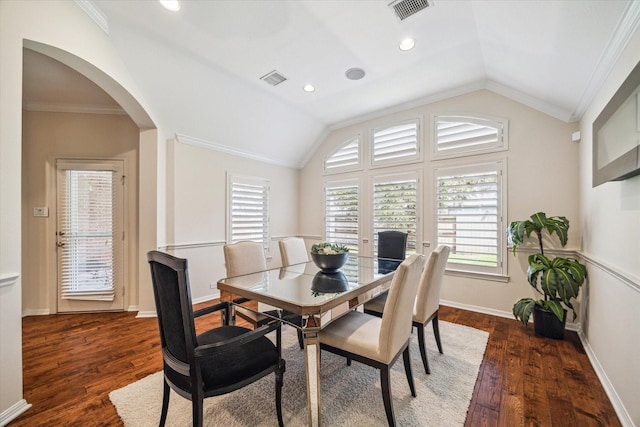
[
  {"xmin": 74, "ymin": 0, "xmax": 109, "ymax": 35},
  {"xmin": 175, "ymin": 133, "xmax": 300, "ymax": 169},
  {"xmin": 570, "ymin": 0, "xmax": 640, "ymax": 122},
  {"xmin": 23, "ymin": 101, "xmax": 126, "ymax": 115}
]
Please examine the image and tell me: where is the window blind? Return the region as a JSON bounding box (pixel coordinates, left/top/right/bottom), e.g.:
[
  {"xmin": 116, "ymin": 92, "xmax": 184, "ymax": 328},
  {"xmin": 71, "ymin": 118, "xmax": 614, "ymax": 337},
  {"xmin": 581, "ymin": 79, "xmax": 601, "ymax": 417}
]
[
  {"xmin": 324, "ymin": 137, "xmax": 360, "ymax": 173},
  {"xmin": 433, "ymin": 115, "xmax": 506, "ymax": 159},
  {"xmin": 58, "ymin": 169, "xmax": 116, "ymax": 301},
  {"xmin": 229, "ymin": 178, "xmax": 269, "ymax": 244},
  {"xmin": 372, "ymin": 121, "xmax": 419, "ymax": 164},
  {"xmin": 435, "ymin": 163, "xmax": 503, "ymax": 274},
  {"xmin": 373, "ymin": 178, "xmax": 417, "ymax": 255},
  {"xmin": 325, "ymin": 182, "xmax": 359, "ymax": 254}
]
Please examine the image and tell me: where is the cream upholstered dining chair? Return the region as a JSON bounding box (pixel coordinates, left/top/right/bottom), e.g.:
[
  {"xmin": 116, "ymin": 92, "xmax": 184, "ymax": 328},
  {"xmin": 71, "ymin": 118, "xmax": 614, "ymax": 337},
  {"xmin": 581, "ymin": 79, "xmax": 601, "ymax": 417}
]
[
  {"xmin": 278, "ymin": 237, "xmax": 308, "ymax": 266},
  {"xmin": 364, "ymin": 245, "xmax": 450, "ymax": 374},
  {"xmin": 223, "ymin": 241, "xmax": 271, "ymax": 327},
  {"xmin": 223, "ymin": 240, "xmax": 304, "ymax": 348},
  {"xmin": 319, "ymin": 254, "xmax": 425, "ymax": 427}
]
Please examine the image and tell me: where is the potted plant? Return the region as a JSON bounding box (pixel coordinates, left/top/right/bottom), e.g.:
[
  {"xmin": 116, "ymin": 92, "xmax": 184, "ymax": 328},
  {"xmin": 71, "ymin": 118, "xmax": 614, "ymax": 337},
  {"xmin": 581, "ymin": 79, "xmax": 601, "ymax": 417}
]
[{"xmin": 507, "ymin": 212, "xmax": 587, "ymax": 339}]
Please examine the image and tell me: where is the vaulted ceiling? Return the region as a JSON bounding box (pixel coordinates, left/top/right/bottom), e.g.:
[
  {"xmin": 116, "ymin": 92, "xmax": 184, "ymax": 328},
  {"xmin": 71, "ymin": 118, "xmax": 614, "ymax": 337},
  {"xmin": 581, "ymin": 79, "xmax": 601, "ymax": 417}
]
[{"xmin": 22, "ymin": 0, "xmax": 640, "ymax": 167}]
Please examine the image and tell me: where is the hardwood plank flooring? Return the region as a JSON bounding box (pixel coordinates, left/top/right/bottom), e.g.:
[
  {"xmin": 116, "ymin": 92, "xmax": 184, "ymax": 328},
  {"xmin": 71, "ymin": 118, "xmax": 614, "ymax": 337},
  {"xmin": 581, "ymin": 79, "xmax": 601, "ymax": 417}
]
[{"xmin": 11, "ymin": 305, "xmax": 620, "ymax": 426}]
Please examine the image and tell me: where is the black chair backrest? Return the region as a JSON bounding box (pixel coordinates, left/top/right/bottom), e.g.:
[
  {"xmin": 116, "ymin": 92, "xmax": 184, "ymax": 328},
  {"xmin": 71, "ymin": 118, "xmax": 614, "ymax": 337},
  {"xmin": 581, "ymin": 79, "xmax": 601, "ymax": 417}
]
[
  {"xmin": 147, "ymin": 251, "xmax": 196, "ymax": 365},
  {"xmin": 378, "ymin": 230, "xmax": 408, "ymax": 260}
]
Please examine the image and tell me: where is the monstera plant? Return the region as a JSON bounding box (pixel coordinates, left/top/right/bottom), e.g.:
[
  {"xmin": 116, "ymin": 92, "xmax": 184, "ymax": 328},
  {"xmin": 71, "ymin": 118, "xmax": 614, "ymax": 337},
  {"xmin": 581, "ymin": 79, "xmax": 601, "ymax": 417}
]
[{"xmin": 507, "ymin": 212, "xmax": 587, "ymax": 338}]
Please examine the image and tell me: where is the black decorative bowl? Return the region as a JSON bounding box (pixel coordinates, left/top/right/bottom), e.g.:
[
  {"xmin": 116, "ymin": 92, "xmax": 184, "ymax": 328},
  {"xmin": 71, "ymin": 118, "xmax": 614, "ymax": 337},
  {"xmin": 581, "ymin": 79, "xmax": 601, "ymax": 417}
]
[
  {"xmin": 310, "ymin": 252, "xmax": 348, "ymax": 273},
  {"xmin": 311, "ymin": 271, "xmax": 349, "ymax": 294}
]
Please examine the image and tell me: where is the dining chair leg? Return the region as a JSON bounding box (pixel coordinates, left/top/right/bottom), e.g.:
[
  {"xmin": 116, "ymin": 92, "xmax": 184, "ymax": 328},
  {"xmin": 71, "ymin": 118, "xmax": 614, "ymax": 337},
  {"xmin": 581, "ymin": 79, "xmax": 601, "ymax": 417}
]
[
  {"xmin": 402, "ymin": 346, "xmax": 417, "ymax": 397},
  {"xmin": 432, "ymin": 314, "xmax": 443, "ymax": 354},
  {"xmin": 417, "ymin": 324, "xmax": 430, "ymax": 374},
  {"xmin": 275, "ymin": 364, "xmax": 285, "ymax": 427},
  {"xmin": 192, "ymin": 393, "xmax": 203, "ymax": 427},
  {"xmin": 297, "ymin": 329, "xmax": 304, "ymax": 349},
  {"xmin": 159, "ymin": 379, "xmax": 170, "ymax": 427},
  {"xmin": 380, "ymin": 367, "xmax": 396, "ymax": 427}
]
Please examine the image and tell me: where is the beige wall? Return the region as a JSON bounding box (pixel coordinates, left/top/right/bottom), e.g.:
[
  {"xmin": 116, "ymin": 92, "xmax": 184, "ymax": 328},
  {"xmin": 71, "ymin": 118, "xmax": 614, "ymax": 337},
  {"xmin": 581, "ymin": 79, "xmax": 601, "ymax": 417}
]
[
  {"xmin": 578, "ymin": 25, "xmax": 640, "ymax": 426},
  {"xmin": 162, "ymin": 139, "xmax": 300, "ymax": 305},
  {"xmin": 21, "ymin": 111, "xmax": 140, "ymax": 314},
  {"xmin": 300, "ymin": 89, "xmax": 580, "ymax": 317}
]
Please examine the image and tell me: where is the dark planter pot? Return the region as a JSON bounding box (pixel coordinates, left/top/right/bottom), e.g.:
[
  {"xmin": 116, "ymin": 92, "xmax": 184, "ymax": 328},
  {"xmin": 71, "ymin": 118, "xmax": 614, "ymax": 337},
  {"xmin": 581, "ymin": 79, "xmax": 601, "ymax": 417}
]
[
  {"xmin": 533, "ymin": 305, "xmax": 567, "ymax": 340},
  {"xmin": 311, "ymin": 272, "xmax": 349, "ymax": 294},
  {"xmin": 310, "ymin": 252, "xmax": 348, "ymax": 273}
]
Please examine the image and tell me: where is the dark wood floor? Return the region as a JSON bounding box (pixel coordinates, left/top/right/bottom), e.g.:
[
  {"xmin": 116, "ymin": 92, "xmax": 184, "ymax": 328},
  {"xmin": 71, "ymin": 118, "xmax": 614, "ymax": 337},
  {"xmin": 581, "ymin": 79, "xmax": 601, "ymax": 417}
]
[{"xmin": 12, "ymin": 304, "xmax": 620, "ymax": 426}]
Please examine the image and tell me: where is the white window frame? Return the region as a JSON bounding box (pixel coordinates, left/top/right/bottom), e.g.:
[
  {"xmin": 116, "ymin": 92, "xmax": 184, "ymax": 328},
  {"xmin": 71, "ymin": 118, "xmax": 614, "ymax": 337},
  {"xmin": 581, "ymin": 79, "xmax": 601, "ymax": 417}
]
[
  {"xmin": 431, "ymin": 113, "xmax": 508, "ymax": 160},
  {"xmin": 371, "ymin": 171, "xmax": 421, "ymax": 256},
  {"xmin": 433, "ymin": 159, "xmax": 506, "ymax": 278},
  {"xmin": 324, "ymin": 178, "xmax": 361, "ymax": 254},
  {"xmin": 226, "ymin": 174, "xmax": 270, "ymax": 246},
  {"xmin": 370, "ymin": 118, "xmax": 423, "ymax": 168},
  {"xmin": 323, "ymin": 135, "xmax": 362, "ymax": 175}
]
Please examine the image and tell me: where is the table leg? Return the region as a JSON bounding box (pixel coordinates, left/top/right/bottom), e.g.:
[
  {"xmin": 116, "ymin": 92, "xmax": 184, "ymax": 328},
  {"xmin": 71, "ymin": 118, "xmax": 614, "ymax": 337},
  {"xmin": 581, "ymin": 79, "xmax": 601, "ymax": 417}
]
[{"xmin": 303, "ymin": 317, "xmax": 321, "ymax": 427}]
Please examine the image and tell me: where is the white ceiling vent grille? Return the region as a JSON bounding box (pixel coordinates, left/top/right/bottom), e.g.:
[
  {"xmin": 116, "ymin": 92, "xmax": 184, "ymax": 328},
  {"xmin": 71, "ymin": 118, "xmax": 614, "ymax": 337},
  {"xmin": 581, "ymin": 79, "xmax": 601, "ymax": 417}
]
[
  {"xmin": 389, "ymin": 0, "xmax": 431, "ymax": 21},
  {"xmin": 260, "ymin": 70, "xmax": 287, "ymax": 86}
]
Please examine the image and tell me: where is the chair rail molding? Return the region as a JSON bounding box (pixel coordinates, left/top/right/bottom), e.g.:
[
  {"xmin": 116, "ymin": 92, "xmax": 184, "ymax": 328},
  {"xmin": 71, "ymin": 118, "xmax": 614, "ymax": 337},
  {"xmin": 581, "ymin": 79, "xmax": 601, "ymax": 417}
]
[{"xmin": 0, "ymin": 273, "xmax": 19, "ymax": 288}]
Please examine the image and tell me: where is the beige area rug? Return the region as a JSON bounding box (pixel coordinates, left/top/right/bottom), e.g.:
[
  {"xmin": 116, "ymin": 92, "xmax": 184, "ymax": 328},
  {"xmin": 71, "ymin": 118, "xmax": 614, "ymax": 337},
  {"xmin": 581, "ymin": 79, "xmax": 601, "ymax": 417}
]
[{"xmin": 110, "ymin": 321, "xmax": 488, "ymax": 426}]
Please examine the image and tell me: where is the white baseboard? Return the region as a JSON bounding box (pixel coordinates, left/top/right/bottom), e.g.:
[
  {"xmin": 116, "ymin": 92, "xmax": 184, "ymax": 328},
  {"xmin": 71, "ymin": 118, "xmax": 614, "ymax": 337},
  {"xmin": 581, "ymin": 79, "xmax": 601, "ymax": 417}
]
[
  {"xmin": 0, "ymin": 399, "xmax": 31, "ymax": 427},
  {"xmin": 127, "ymin": 305, "xmax": 139, "ymax": 312},
  {"xmin": 21, "ymin": 309, "xmax": 50, "ymax": 317},
  {"xmin": 192, "ymin": 294, "xmax": 219, "ymax": 305},
  {"xmin": 135, "ymin": 310, "xmax": 157, "ymax": 318},
  {"xmin": 578, "ymin": 329, "xmax": 635, "ymax": 427}
]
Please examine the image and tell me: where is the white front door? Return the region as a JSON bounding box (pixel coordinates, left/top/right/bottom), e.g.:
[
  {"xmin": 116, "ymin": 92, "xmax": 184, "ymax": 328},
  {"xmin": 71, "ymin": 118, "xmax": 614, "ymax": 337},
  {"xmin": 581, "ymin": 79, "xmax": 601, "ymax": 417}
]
[{"xmin": 56, "ymin": 159, "xmax": 125, "ymax": 312}]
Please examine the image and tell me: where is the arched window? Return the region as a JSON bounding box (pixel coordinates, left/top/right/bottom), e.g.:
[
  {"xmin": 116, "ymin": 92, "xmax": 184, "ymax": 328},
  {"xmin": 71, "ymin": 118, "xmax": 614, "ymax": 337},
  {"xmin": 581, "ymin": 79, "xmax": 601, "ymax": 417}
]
[
  {"xmin": 432, "ymin": 114, "xmax": 508, "ymax": 159},
  {"xmin": 324, "ymin": 136, "xmax": 361, "ymax": 174}
]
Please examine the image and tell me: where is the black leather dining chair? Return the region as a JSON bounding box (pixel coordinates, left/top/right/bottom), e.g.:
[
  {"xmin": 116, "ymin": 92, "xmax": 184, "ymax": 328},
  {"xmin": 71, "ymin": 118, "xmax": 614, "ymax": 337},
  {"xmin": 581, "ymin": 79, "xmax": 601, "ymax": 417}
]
[
  {"xmin": 147, "ymin": 250, "xmax": 286, "ymax": 427},
  {"xmin": 377, "ymin": 231, "xmax": 408, "ymax": 273}
]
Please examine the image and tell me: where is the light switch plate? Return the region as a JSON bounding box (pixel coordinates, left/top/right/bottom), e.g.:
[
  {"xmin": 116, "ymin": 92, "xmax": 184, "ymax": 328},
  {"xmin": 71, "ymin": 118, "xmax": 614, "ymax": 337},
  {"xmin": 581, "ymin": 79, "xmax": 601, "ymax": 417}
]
[{"xmin": 33, "ymin": 207, "xmax": 49, "ymax": 217}]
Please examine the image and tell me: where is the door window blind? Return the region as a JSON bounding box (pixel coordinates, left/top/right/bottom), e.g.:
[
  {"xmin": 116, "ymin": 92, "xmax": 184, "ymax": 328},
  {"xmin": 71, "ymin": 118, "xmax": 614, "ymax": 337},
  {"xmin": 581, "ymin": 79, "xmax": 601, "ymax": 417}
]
[
  {"xmin": 373, "ymin": 177, "xmax": 418, "ymax": 255},
  {"xmin": 58, "ymin": 169, "xmax": 116, "ymax": 301},
  {"xmin": 228, "ymin": 176, "xmax": 269, "ymax": 244},
  {"xmin": 325, "ymin": 181, "xmax": 359, "ymax": 254}
]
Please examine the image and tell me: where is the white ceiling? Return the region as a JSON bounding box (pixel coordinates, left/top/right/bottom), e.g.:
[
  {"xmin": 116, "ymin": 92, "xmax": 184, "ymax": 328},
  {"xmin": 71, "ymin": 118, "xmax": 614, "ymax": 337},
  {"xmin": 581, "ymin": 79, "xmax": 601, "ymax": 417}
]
[{"xmin": 22, "ymin": 0, "xmax": 639, "ymax": 168}]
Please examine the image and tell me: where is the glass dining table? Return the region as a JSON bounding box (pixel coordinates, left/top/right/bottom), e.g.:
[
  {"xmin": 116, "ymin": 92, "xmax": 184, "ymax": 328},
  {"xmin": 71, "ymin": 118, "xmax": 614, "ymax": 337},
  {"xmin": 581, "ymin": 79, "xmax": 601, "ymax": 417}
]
[{"xmin": 216, "ymin": 255, "xmax": 398, "ymax": 427}]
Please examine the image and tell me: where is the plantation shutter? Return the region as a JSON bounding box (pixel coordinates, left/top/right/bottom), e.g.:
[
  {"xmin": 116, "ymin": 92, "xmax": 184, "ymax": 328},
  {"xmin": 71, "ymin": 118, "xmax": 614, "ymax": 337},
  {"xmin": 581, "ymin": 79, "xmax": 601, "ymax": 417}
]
[
  {"xmin": 228, "ymin": 176, "xmax": 269, "ymax": 244},
  {"xmin": 58, "ymin": 168, "xmax": 117, "ymax": 301},
  {"xmin": 324, "ymin": 137, "xmax": 361, "ymax": 173},
  {"xmin": 372, "ymin": 120, "xmax": 420, "ymax": 165},
  {"xmin": 325, "ymin": 181, "xmax": 359, "ymax": 254},
  {"xmin": 435, "ymin": 162, "xmax": 504, "ymax": 275},
  {"xmin": 433, "ymin": 115, "xmax": 507, "ymax": 159},
  {"xmin": 373, "ymin": 176, "xmax": 418, "ymax": 255}
]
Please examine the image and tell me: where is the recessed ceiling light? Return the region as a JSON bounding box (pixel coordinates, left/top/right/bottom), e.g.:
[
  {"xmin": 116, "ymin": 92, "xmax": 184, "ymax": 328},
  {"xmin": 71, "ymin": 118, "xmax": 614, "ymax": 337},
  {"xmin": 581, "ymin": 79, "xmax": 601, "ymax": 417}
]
[
  {"xmin": 399, "ymin": 38, "xmax": 416, "ymax": 51},
  {"xmin": 159, "ymin": 0, "xmax": 180, "ymax": 11},
  {"xmin": 345, "ymin": 68, "xmax": 366, "ymax": 80},
  {"xmin": 303, "ymin": 84, "xmax": 315, "ymax": 93}
]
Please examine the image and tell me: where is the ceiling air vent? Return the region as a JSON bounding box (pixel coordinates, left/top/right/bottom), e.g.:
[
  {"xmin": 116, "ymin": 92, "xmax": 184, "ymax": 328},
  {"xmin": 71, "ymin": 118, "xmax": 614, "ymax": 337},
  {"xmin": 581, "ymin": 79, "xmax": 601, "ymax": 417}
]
[
  {"xmin": 388, "ymin": 0, "xmax": 431, "ymax": 21},
  {"xmin": 260, "ymin": 70, "xmax": 287, "ymax": 86}
]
